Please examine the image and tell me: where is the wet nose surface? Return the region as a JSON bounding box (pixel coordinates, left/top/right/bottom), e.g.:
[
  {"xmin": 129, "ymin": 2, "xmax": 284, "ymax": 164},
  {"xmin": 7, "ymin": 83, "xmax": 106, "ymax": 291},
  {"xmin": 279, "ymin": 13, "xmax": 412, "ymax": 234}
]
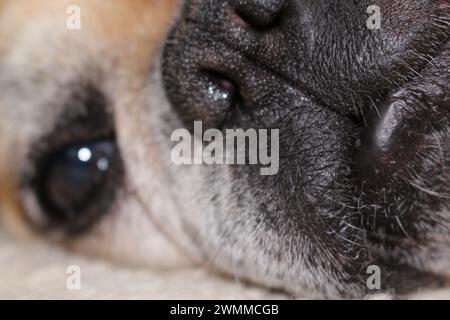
[{"xmin": 164, "ymin": 0, "xmax": 449, "ymax": 127}]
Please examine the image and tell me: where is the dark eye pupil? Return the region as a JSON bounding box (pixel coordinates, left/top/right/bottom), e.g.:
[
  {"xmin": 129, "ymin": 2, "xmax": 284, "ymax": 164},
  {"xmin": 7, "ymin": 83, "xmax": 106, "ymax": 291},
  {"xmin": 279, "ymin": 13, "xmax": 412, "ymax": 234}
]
[{"xmin": 35, "ymin": 140, "xmax": 119, "ymax": 232}]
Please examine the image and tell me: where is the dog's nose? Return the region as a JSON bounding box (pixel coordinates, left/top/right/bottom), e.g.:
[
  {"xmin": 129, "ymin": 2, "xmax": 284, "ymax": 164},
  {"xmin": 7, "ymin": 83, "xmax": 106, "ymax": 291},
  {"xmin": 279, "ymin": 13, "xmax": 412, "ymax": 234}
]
[{"xmin": 230, "ymin": 0, "xmax": 286, "ymax": 30}]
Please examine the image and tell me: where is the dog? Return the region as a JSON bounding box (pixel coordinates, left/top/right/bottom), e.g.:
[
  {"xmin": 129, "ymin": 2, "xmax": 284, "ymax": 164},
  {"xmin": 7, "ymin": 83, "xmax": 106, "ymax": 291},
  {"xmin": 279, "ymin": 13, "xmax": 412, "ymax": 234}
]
[{"xmin": 0, "ymin": 0, "xmax": 449, "ymax": 299}]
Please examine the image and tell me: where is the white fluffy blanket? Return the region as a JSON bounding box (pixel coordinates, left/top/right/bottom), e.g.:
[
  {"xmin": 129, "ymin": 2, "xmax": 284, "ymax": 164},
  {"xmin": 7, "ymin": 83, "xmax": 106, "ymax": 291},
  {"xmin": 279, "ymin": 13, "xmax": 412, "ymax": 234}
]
[
  {"xmin": 0, "ymin": 232, "xmax": 448, "ymax": 300},
  {"xmin": 0, "ymin": 232, "xmax": 284, "ymax": 299}
]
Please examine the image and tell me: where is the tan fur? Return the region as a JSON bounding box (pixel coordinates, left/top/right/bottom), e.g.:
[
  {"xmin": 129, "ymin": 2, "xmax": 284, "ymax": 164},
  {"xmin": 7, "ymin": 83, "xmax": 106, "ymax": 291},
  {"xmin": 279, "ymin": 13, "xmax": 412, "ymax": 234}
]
[
  {"xmin": 0, "ymin": 0, "xmax": 190, "ymax": 269},
  {"xmin": 0, "ymin": 0, "xmax": 177, "ymax": 236}
]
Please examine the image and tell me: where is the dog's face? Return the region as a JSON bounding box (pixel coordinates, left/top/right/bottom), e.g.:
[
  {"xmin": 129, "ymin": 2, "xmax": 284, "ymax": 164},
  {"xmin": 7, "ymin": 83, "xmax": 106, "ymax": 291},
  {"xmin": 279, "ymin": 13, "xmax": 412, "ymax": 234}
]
[
  {"xmin": 0, "ymin": 0, "xmax": 449, "ymax": 299},
  {"xmin": 162, "ymin": 0, "xmax": 450, "ymax": 297}
]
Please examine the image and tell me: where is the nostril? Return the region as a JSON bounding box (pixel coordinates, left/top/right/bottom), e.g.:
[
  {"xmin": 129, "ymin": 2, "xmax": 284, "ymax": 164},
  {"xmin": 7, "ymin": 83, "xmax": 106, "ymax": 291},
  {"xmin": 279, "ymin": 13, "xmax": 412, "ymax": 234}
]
[
  {"xmin": 230, "ymin": 0, "xmax": 286, "ymax": 31},
  {"xmin": 204, "ymin": 70, "xmax": 238, "ymax": 99},
  {"xmin": 193, "ymin": 69, "xmax": 243, "ymax": 128},
  {"xmin": 202, "ymin": 69, "xmax": 239, "ymax": 103}
]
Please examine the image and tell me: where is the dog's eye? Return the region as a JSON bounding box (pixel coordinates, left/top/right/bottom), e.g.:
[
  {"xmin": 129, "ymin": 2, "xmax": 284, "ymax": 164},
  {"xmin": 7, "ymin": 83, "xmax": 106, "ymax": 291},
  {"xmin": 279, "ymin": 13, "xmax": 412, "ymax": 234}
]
[
  {"xmin": 31, "ymin": 139, "xmax": 122, "ymax": 234},
  {"xmin": 18, "ymin": 84, "xmax": 125, "ymax": 236}
]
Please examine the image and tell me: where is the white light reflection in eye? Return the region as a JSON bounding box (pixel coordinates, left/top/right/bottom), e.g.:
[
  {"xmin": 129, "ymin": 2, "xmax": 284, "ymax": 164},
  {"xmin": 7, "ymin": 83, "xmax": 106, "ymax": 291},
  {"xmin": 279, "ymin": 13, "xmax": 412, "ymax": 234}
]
[
  {"xmin": 77, "ymin": 147, "xmax": 92, "ymax": 162},
  {"xmin": 96, "ymin": 158, "xmax": 110, "ymax": 171}
]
